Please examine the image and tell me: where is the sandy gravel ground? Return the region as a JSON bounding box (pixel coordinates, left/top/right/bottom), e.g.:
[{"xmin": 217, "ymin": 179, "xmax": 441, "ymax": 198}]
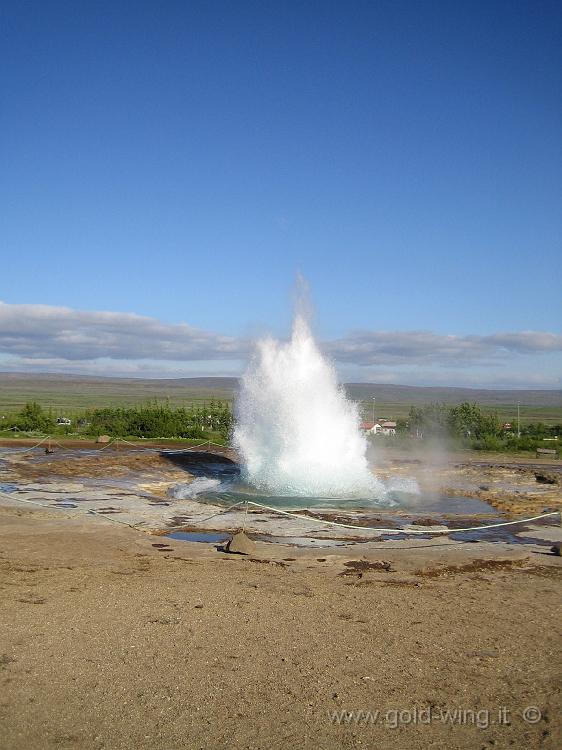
[{"xmin": 0, "ymin": 505, "xmax": 560, "ymax": 750}]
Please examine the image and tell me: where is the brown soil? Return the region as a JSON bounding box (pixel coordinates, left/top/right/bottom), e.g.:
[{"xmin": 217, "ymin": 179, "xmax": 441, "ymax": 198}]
[
  {"xmin": 8, "ymin": 451, "xmax": 180, "ymax": 481},
  {"xmin": 0, "ymin": 505, "xmax": 560, "ymax": 750},
  {"xmin": 0, "ymin": 439, "xmax": 224, "ymax": 449}
]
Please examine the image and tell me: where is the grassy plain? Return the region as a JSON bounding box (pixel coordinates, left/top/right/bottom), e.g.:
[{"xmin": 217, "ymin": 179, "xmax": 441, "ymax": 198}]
[
  {"xmin": 0, "ymin": 374, "xmax": 237, "ymax": 414},
  {"xmin": 357, "ymin": 401, "xmax": 562, "ymax": 426},
  {"xmin": 0, "ymin": 373, "xmax": 561, "ymax": 425}
]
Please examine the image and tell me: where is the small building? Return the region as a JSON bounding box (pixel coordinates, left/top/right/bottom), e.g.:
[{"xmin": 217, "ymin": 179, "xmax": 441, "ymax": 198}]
[
  {"xmin": 380, "ymin": 421, "xmax": 397, "ymax": 436},
  {"xmin": 361, "ymin": 420, "xmax": 397, "ymax": 436}
]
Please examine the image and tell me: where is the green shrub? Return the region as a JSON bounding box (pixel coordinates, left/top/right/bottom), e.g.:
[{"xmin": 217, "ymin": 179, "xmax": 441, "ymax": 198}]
[
  {"xmin": 470, "ymin": 434, "xmax": 505, "ymax": 452},
  {"xmin": 8, "ymin": 402, "xmax": 54, "ymax": 433},
  {"xmin": 83, "ymin": 401, "xmax": 233, "ymax": 440}
]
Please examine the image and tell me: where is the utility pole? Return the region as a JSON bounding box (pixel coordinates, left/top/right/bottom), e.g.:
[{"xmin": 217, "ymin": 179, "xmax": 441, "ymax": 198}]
[
  {"xmin": 372, "ymin": 397, "xmax": 376, "ymax": 424},
  {"xmin": 517, "ymin": 401, "xmax": 521, "ymax": 438}
]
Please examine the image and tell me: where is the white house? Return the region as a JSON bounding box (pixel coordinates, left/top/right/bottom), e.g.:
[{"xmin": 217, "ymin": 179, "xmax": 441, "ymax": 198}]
[
  {"xmin": 360, "ymin": 420, "xmax": 397, "ymax": 436},
  {"xmin": 380, "ymin": 421, "xmax": 397, "ymax": 436}
]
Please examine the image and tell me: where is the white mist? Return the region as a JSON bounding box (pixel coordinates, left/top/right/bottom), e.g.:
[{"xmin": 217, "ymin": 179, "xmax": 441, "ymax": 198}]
[{"xmin": 233, "ymin": 314, "xmax": 384, "ymax": 498}]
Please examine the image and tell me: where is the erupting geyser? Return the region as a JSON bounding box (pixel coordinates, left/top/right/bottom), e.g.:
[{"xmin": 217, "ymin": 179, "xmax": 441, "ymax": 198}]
[{"xmin": 233, "ymin": 314, "xmax": 384, "ymax": 498}]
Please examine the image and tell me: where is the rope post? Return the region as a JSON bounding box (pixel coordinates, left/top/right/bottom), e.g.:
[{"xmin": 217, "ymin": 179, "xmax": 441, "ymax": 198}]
[{"xmin": 242, "ymin": 499, "xmax": 249, "ymax": 532}]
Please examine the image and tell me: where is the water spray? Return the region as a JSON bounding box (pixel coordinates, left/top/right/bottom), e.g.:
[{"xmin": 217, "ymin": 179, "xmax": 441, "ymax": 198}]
[{"xmin": 233, "ymin": 310, "xmax": 384, "ymax": 498}]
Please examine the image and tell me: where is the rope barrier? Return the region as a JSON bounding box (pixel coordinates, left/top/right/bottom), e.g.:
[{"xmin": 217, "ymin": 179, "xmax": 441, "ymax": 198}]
[
  {"xmin": 1, "ymin": 435, "xmax": 560, "ymax": 540},
  {"xmin": 0, "ymin": 488, "xmax": 244, "ymax": 534},
  {"xmin": 169, "ymin": 500, "xmax": 248, "ymax": 527},
  {"xmin": 0, "ymin": 434, "xmax": 52, "ymax": 454},
  {"xmin": 234, "ymin": 500, "xmax": 560, "ymax": 535},
  {"xmin": 0, "ymin": 435, "xmax": 231, "ymax": 456},
  {"xmin": 49, "ymin": 439, "xmax": 68, "ymax": 450},
  {"xmin": 0, "ymin": 486, "xmax": 560, "ymax": 542},
  {"xmin": 96, "ymin": 438, "xmax": 119, "ymax": 451},
  {"xmin": 84, "ymin": 508, "xmax": 152, "ymax": 531},
  {"xmin": 110, "ymin": 437, "xmax": 153, "ymax": 449},
  {"xmin": 161, "ymin": 440, "xmax": 231, "ymax": 453},
  {"xmin": 93, "ymin": 437, "xmax": 231, "ymax": 453},
  {"xmin": 0, "ymin": 491, "xmax": 72, "ymax": 511},
  {"xmin": 0, "ymin": 488, "xmax": 155, "ymax": 534}
]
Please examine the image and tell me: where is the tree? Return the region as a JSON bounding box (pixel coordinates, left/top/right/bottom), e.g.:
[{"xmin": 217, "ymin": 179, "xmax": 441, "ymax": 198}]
[
  {"xmin": 12, "ymin": 402, "xmax": 54, "ymax": 432},
  {"xmin": 448, "ymin": 402, "xmax": 501, "ymax": 439},
  {"xmin": 408, "ymin": 403, "xmax": 449, "ymax": 437}
]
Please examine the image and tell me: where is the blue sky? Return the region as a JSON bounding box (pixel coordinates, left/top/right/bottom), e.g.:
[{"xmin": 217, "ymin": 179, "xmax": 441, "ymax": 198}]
[{"xmin": 1, "ymin": 1, "xmax": 561, "ymax": 386}]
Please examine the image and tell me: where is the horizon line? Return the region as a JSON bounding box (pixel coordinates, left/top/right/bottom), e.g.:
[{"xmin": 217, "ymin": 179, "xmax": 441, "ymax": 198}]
[{"xmin": 0, "ymin": 370, "xmax": 560, "ymax": 393}]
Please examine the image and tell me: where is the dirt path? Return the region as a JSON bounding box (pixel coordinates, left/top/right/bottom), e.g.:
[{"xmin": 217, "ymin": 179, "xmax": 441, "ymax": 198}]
[{"xmin": 0, "ymin": 506, "xmax": 560, "ymax": 750}]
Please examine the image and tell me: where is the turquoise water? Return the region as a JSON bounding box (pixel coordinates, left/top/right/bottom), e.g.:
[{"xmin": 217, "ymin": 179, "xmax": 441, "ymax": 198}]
[{"xmin": 181, "ymin": 486, "xmax": 498, "ymax": 515}]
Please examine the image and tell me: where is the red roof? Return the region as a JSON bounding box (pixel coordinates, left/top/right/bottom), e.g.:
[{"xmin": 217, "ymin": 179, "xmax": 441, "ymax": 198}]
[{"xmin": 361, "ymin": 421, "xmax": 376, "ymax": 429}]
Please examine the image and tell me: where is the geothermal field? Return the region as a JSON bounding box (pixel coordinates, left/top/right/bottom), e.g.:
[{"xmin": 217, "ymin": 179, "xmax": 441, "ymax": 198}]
[
  {"xmin": 4, "ymin": 0, "xmax": 561, "ymax": 746},
  {"xmin": 1, "ymin": 315, "xmax": 561, "ymax": 750}
]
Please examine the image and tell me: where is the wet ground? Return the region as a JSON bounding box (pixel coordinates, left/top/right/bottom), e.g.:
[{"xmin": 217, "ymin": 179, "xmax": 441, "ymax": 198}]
[{"xmin": 0, "ymin": 444, "xmax": 560, "ymax": 553}]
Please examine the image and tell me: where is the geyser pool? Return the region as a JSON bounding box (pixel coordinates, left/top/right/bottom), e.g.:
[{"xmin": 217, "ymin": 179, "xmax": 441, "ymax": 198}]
[{"xmin": 232, "ymin": 313, "xmax": 385, "ymax": 500}]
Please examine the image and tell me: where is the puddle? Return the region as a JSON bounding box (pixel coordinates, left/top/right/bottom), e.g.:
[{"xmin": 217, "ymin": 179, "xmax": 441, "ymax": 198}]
[
  {"xmin": 0, "ymin": 483, "xmax": 19, "ymax": 493},
  {"xmin": 449, "ymin": 527, "xmax": 555, "ymax": 546},
  {"xmin": 166, "ymin": 519, "xmax": 560, "ymax": 549},
  {"xmin": 167, "ymin": 531, "xmax": 359, "ymax": 548},
  {"xmin": 167, "ymin": 530, "xmax": 230, "ymax": 544}
]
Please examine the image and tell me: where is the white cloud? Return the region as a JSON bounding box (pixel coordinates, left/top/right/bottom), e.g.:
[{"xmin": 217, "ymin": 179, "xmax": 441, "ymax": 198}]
[
  {"xmin": 0, "ymin": 302, "xmax": 247, "ymax": 361},
  {"xmin": 327, "ymin": 330, "xmax": 562, "ymax": 366},
  {"xmin": 0, "ymin": 302, "xmax": 560, "ymax": 388}
]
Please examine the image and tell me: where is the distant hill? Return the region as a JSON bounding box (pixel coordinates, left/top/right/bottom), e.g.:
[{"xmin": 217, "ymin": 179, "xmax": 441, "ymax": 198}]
[
  {"xmin": 0, "ymin": 373, "xmax": 560, "ymax": 421},
  {"xmin": 343, "ymin": 383, "xmax": 562, "ymax": 407}
]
